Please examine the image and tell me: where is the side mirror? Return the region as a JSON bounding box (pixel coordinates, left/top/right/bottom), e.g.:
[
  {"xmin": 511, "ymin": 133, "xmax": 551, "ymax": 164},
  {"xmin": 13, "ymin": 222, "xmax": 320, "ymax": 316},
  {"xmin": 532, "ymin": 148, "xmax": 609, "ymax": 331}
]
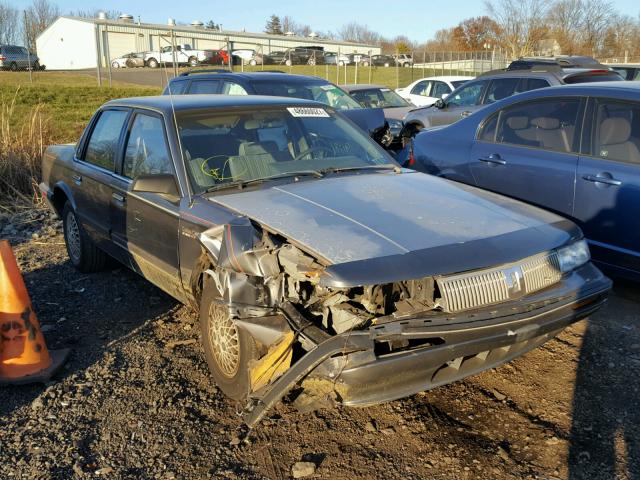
[
  {"xmin": 441, "ymin": 93, "xmax": 449, "ymax": 100},
  {"xmin": 434, "ymin": 99, "xmax": 445, "ymax": 109},
  {"xmin": 132, "ymin": 174, "xmax": 179, "ymax": 198}
]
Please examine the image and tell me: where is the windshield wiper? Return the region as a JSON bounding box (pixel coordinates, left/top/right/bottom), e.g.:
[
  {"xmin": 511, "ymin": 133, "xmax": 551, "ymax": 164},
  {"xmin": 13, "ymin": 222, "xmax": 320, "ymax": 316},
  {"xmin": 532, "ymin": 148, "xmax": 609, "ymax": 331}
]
[
  {"xmin": 318, "ymin": 164, "xmax": 401, "ymax": 175},
  {"xmin": 205, "ymin": 170, "xmax": 324, "ymax": 193}
]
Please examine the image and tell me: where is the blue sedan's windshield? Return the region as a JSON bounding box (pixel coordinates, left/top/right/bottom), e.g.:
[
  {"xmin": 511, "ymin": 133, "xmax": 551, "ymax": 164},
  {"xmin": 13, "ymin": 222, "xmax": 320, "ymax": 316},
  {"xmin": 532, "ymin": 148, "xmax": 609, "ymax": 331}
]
[{"xmin": 177, "ymin": 106, "xmax": 394, "ymax": 193}]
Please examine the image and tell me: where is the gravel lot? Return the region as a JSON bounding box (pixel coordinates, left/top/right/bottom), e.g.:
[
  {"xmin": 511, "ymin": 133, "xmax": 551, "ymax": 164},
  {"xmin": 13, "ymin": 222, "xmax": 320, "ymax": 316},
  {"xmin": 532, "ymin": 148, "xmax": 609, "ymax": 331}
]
[{"xmin": 1, "ymin": 208, "xmax": 639, "ymax": 480}]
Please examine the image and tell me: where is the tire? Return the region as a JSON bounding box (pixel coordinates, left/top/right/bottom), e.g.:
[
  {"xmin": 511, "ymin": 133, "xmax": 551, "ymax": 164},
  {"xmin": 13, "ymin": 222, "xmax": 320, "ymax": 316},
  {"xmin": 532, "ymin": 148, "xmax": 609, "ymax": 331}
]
[
  {"xmin": 32, "ymin": 61, "xmax": 40, "ymax": 70},
  {"xmin": 338, "ymin": 61, "xmax": 344, "ymax": 67},
  {"xmin": 384, "ymin": 62, "xmax": 390, "ymax": 67},
  {"xmin": 189, "ymin": 56, "xmax": 198, "ymax": 67},
  {"xmin": 362, "ymin": 61, "xmax": 369, "ymax": 67},
  {"xmin": 147, "ymin": 58, "xmax": 159, "ymax": 68},
  {"xmin": 285, "ymin": 59, "xmax": 292, "ymax": 67},
  {"xmin": 9, "ymin": 62, "xmax": 17, "ymax": 71},
  {"xmin": 249, "ymin": 59, "xmax": 257, "ymax": 66},
  {"xmin": 404, "ymin": 62, "xmax": 411, "ymax": 68},
  {"xmin": 111, "ymin": 61, "xmax": 120, "ymax": 69},
  {"xmin": 199, "ymin": 280, "xmax": 258, "ymax": 400},
  {"xmin": 62, "ymin": 202, "xmax": 106, "ymax": 273}
]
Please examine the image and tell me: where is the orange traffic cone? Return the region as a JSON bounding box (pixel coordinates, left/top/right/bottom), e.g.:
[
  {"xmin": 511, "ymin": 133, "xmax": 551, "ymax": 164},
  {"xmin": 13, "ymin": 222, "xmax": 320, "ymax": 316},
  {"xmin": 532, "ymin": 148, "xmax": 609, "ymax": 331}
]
[{"xmin": 0, "ymin": 240, "xmax": 69, "ymax": 385}]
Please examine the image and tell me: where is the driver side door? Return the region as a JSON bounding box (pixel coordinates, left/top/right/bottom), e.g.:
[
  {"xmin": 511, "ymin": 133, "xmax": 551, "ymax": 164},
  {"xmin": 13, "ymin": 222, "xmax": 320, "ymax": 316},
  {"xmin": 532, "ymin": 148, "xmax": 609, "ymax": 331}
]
[{"xmin": 431, "ymin": 80, "xmax": 489, "ymax": 126}]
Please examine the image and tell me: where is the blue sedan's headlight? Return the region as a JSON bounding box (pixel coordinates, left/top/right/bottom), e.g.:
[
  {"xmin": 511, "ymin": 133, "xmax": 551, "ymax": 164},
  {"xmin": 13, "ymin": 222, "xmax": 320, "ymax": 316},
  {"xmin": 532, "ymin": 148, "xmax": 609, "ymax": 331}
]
[
  {"xmin": 556, "ymin": 239, "xmax": 590, "ymax": 273},
  {"xmin": 387, "ymin": 119, "xmax": 403, "ymax": 134}
]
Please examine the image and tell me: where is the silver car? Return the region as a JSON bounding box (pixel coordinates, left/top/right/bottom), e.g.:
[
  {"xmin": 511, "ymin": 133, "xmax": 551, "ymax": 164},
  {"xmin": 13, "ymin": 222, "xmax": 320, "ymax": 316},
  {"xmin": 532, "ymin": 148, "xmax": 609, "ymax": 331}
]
[{"xmin": 0, "ymin": 45, "xmax": 40, "ymax": 71}]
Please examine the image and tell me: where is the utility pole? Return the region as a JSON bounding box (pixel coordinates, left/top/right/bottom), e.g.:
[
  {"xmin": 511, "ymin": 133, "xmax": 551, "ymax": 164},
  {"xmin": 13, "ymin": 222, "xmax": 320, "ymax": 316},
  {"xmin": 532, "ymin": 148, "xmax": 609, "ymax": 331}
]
[{"xmin": 23, "ymin": 11, "xmax": 33, "ymax": 83}]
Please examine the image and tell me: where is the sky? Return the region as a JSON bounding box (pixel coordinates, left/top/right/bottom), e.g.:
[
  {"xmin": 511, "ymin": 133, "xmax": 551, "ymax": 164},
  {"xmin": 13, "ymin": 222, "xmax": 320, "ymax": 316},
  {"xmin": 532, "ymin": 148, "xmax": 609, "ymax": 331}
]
[{"xmin": 10, "ymin": 0, "xmax": 640, "ymax": 42}]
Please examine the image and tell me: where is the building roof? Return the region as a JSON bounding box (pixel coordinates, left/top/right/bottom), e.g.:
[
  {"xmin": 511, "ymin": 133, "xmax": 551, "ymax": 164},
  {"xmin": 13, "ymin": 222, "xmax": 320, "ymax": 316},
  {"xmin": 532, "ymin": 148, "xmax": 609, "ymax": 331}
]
[{"xmin": 52, "ymin": 15, "xmax": 378, "ymax": 49}]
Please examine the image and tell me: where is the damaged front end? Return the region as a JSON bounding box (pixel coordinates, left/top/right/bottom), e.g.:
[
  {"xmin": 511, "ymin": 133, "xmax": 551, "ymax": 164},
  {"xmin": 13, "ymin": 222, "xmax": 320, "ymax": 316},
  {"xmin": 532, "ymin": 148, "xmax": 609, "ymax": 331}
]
[{"xmin": 197, "ymin": 217, "xmax": 611, "ymax": 430}]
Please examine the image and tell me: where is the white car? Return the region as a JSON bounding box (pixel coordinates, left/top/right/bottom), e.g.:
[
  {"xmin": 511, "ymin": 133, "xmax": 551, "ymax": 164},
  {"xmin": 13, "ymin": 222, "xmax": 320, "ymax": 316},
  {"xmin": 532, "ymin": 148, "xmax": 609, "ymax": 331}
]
[
  {"xmin": 232, "ymin": 49, "xmax": 264, "ymax": 65},
  {"xmin": 110, "ymin": 52, "xmax": 146, "ymax": 69},
  {"xmin": 395, "ymin": 76, "xmax": 474, "ymax": 107}
]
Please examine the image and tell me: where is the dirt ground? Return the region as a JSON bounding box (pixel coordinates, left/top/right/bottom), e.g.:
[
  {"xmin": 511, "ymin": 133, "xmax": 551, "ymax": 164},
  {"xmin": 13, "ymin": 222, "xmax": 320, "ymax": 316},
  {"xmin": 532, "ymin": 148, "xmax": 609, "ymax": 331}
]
[{"xmin": 1, "ymin": 208, "xmax": 638, "ymax": 480}]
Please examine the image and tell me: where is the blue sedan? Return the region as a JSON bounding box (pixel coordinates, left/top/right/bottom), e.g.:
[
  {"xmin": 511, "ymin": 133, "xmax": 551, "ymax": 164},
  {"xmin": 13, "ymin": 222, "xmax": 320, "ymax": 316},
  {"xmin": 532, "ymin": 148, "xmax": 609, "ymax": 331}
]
[{"xmin": 409, "ymin": 82, "xmax": 640, "ymax": 281}]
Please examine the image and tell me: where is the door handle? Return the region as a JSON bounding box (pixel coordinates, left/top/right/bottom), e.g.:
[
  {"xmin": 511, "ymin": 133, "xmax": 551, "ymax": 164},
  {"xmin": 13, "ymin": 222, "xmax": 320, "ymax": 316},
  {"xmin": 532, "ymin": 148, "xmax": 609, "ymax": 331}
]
[
  {"xmin": 112, "ymin": 192, "xmax": 125, "ymax": 203},
  {"xmin": 72, "ymin": 174, "xmax": 82, "ymax": 185},
  {"xmin": 582, "ymin": 174, "xmax": 622, "ymax": 187},
  {"xmin": 479, "ymin": 154, "xmax": 506, "ymax": 165}
]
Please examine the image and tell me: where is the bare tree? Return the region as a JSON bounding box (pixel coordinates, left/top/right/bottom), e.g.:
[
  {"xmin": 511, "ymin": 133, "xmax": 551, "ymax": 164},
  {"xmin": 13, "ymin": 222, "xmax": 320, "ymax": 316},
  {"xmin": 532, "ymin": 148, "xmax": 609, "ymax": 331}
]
[
  {"xmin": 0, "ymin": 2, "xmax": 20, "ymax": 44},
  {"xmin": 580, "ymin": 0, "xmax": 614, "ymax": 54},
  {"xmin": 68, "ymin": 9, "xmax": 122, "ymax": 20},
  {"xmin": 281, "ymin": 16, "xmax": 312, "ymax": 37},
  {"xmin": 337, "ymin": 22, "xmax": 381, "ymax": 45},
  {"xmin": 24, "ymin": 0, "xmax": 60, "ymax": 49},
  {"xmin": 485, "ymin": 0, "xmax": 550, "ymax": 58},
  {"xmin": 546, "ymin": 0, "xmax": 583, "ymax": 53}
]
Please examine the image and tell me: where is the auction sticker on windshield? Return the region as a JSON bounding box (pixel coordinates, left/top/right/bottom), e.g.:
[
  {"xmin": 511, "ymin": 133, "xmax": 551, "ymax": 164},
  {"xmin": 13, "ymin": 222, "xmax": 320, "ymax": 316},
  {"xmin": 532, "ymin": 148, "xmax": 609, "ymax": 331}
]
[{"xmin": 287, "ymin": 107, "xmax": 330, "ymax": 117}]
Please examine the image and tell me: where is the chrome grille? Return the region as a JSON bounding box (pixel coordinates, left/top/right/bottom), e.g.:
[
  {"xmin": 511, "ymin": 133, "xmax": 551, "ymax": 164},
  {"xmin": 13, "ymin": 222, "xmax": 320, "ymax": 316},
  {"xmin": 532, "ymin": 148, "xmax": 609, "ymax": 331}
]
[{"xmin": 437, "ymin": 252, "xmax": 561, "ymax": 313}]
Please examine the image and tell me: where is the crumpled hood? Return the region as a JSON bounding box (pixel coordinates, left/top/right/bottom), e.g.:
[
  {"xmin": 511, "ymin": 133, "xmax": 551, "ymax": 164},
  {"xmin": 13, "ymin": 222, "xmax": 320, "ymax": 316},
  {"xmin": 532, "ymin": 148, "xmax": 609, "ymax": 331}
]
[{"xmin": 208, "ymin": 171, "xmax": 573, "ymax": 271}]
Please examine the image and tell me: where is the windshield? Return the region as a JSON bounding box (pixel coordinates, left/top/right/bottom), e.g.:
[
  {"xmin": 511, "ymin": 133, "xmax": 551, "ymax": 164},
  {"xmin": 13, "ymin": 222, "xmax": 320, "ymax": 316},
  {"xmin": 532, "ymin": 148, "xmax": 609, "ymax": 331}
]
[
  {"xmin": 252, "ymin": 81, "xmax": 362, "ymax": 111},
  {"xmin": 451, "ymin": 80, "xmax": 470, "ymax": 89},
  {"xmin": 177, "ymin": 106, "xmax": 394, "ymax": 193},
  {"xmin": 350, "ymin": 88, "xmax": 410, "ymax": 108}
]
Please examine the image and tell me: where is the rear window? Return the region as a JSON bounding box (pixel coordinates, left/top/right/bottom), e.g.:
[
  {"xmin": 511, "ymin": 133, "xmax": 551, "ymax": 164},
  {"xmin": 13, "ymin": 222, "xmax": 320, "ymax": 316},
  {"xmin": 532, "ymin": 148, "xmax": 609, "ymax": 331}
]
[{"xmin": 564, "ymin": 71, "xmax": 623, "ymax": 84}]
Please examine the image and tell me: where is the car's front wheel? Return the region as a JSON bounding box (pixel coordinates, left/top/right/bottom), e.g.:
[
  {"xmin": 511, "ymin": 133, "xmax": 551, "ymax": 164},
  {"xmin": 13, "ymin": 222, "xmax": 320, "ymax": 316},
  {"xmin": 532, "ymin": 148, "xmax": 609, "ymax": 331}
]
[
  {"xmin": 147, "ymin": 58, "xmax": 159, "ymax": 68},
  {"xmin": 199, "ymin": 280, "xmax": 258, "ymax": 400},
  {"xmin": 111, "ymin": 61, "xmax": 120, "ymax": 69},
  {"xmin": 249, "ymin": 59, "xmax": 257, "ymax": 66},
  {"xmin": 189, "ymin": 56, "xmax": 198, "ymax": 67},
  {"xmin": 62, "ymin": 202, "xmax": 106, "ymax": 272}
]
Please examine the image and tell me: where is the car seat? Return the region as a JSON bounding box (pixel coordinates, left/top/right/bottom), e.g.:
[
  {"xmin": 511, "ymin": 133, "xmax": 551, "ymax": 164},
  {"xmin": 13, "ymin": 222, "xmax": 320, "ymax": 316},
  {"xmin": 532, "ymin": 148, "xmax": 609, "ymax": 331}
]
[
  {"xmin": 229, "ymin": 142, "xmax": 278, "ymax": 180},
  {"xmin": 598, "ymin": 117, "xmax": 640, "ymax": 162},
  {"xmin": 530, "ymin": 117, "xmax": 574, "ymax": 152}
]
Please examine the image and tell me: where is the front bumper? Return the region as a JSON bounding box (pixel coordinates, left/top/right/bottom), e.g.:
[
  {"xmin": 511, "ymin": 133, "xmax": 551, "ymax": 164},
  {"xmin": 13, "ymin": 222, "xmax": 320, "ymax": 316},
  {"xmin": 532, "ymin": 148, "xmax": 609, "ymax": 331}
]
[{"xmin": 242, "ymin": 263, "xmax": 610, "ymax": 428}]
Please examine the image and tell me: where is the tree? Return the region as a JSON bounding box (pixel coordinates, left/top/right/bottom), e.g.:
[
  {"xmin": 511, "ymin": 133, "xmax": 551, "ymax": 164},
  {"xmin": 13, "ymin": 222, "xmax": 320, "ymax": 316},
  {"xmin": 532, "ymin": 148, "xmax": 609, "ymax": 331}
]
[
  {"xmin": 264, "ymin": 14, "xmax": 283, "ymax": 35},
  {"xmin": 281, "ymin": 16, "xmax": 312, "ymax": 37},
  {"xmin": 485, "ymin": 0, "xmax": 550, "ymax": 58},
  {"xmin": 337, "ymin": 22, "xmax": 380, "ymax": 45},
  {"xmin": 205, "ymin": 20, "xmax": 220, "ymax": 30},
  {"xmin": 69, "ymin": 9, "xmax": 121, "ymax": 19},
  {"xmin": 0, "ymin": 2, "xmax": 20, "ymax": 45},
  {"xmin": 452, "ymin": 16, "xmax": 501, "ymax": 50},
  {"xmin": 24, "ymin": 0, "xmax": 60, "ymax": 49}
]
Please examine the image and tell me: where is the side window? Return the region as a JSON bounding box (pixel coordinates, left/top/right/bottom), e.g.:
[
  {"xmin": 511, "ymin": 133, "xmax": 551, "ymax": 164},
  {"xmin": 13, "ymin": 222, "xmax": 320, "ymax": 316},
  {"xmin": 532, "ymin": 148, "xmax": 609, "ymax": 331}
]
[
  {"xmin": 431, "ymin": 81, "xmax": 451, "ymax": 98},
  {"xmin": 189, "ymin": 80, "xmax": 220, "ymax": 94},
  {"xmin": 221, "ymin": 81, "xmax": 248, "ymax": 95},
  {"xmin": 123, "ymin": 114, "xmax": 173, "ymax": 179},
  {"xmin": 515, "ymin": 78, "xmax": 551, "ymax": 94},
  {"xmin": 447, "ymin": 81, "xmax": 487, "ymax": 107},
  {"xmin": 166, "ymin": 80, "xmax": 188, "ymax": 94},
  {"xmin": 410, "ymin": 81, "xmax": 431, "ymax": 96},
  {"xmin": 495, "ymin": 99, "xmax": 581, "ymax": 152},
  {"xmin": 484, "ymin": 78, "xmax": 520, "ymax": 104},
  {"xmin": 593, "ymin": 100, "xmax": 640, "ymax": 165},
  {"xmin": 478, "ymin": 113, "xmax": 499, "ymax": 142},
  {"xmin": 83, "ymin": 110, "xmax": 129, "ymax": 170}
]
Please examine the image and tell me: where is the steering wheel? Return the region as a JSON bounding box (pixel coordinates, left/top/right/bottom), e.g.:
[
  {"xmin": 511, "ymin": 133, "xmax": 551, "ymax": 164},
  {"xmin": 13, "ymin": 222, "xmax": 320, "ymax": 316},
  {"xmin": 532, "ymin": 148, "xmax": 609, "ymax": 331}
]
[{"xmin": 293, "ymin": 145, "xmax": 333, "ymax": 161}]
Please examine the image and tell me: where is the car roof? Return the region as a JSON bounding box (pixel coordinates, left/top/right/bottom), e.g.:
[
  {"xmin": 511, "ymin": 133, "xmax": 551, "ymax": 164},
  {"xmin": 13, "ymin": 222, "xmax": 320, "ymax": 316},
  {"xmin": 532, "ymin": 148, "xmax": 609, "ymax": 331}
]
[
  {"xmin": 410, "ymin": 76, "xmax": 474, "ymax": 83},
  {"xmin": 104, "ymin": 95, "xmax": 324, "ymax": 114},
  {"xmin": 171, "ymin": 71, "xmax": 329, "ymax": 83}
]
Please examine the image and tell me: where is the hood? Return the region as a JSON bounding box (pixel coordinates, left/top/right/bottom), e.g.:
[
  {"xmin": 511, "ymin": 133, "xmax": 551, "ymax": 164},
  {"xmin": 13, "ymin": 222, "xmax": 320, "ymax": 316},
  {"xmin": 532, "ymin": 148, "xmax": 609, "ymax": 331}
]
[
  {"xmin": 341, "ymin": 108, "xmax": 386, "ymax": 135},
  {"xmin": 383, "ymin": 106, "xmax": 412, "ymax": 121},
  {"xmin": 207, "ymin": 171, "xmax": 579, "ymax": 286}
]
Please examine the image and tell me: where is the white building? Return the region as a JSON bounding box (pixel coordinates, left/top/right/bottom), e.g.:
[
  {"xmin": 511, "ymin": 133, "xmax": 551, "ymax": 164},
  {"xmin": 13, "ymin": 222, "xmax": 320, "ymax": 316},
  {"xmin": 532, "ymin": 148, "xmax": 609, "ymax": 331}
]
[{"xmin": 36, "ymin": 15, "xmax": 381, "ymax": 70}]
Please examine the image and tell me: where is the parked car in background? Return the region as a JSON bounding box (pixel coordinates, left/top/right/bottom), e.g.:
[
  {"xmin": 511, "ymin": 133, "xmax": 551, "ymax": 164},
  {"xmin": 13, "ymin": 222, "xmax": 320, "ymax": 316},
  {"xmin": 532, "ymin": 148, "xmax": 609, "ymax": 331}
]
[
  {"xmin": 507, "ymin": 55, "xmax": 606, "ymax": 70},
  {"xmin": 265, "ymin": 47, "xmax": 325, "ymax": 66},
  {"xmin": 232, "ymin": 49, "xmax": 264, "ymax": 66},
  {"xmin": 144, "ymin": 44, "xmax": 214, "ymax": 68},
  {"xmin": 110, "ymin": 52, "xmax": 145, "ymax": 69},
  {"xmin": 606, "ymin": 64, "xmax": 640, "ymax": 81},
  {"xmin": 403, "ymin": 66, "xmax": 624, "ymax": 132},
  {"xmin": 343, "ymin": 84, "xmax": 413, "ymax": 142},
  {"xmin": 393, "ymin": 53, "xmax": 413, "ymax": 67},
  {"xmin": 40, "ymin": 94, "xmax": 611, "ymax": 428},
  {"xmin": 395, "ymin": 76, "xmax": 474, "ymax": 107},
  {"xmin": 324, "ymin": 52, "xmax": 351, "ymax": 66},
  {"xmin": 350, "ymin": 53, "xmax": 371, "ymax": 66},
  {"xmin": 163, "ymin": 71, "xmax": 392, "ymax": 148},
  {"xmin": 0, "ymin": 44, "xmax": 40, "ymax": 71},
  {"xmin": 409, "ymin": 82, "xmax": 640, "ymax": 280},
  {"xmin": 370, "ymin": 55, "xmax": 396, "ymax": 67}
]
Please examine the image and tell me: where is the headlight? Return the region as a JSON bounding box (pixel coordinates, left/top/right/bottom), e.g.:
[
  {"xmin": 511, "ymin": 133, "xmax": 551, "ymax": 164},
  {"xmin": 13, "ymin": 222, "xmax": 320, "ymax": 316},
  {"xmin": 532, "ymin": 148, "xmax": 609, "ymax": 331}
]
[
  {"xmin": 387, "ymin": 119, "xmax": 403, "ymax": 135},
  {"xmin": 556, "ymin": 239, "xmax": 590, "ymax": 273}
]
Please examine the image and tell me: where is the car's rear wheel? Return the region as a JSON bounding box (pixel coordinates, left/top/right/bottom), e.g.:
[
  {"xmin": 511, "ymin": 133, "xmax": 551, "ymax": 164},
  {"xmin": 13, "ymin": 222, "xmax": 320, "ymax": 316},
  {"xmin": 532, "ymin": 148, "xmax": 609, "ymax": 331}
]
[
  {"xmin": 199, "ymin": 280, "xmax": 258, "ymax": 400},
  {"xmin": 249, "ymin": 59, "xmax": 257, "ymax": 66},
  {"xmin": 285, "ymin": 59, "xmax": 293, "ymax": 67},
  {"xmin": 9, "ymin": 62, "xmax": 17, "ymax": 71},
  {"xmin": 62, "ymin": 202, "xmax": 106, "ymax": 273},
  {"xmin": 189, "ymin": 56, "xmax": 198, "ymax": 67},
  {"xmin": 147, "ymin": 58, "xmax": 159, "ymax": 68},
  {"xmin": 111, "ymin": 61, "xmax": 120, "ymax": 69}
]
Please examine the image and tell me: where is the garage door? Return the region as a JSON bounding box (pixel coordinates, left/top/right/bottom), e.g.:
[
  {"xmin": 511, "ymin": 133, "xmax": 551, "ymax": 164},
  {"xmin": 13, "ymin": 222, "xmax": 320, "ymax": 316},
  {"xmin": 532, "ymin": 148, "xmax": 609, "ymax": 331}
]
[
  {"xmin": 196, "ymin": 39, "xmax": 225, "ymax": 50},
  {"xmin": 107, "ymin": 32, "xmax": 137, "ymax": 59}
]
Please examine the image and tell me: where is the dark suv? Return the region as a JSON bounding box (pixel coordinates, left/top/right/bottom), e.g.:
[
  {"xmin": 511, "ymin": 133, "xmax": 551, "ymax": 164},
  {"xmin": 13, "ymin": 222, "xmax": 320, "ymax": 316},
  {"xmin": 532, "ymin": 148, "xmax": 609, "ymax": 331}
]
[
  {"xmin": 403, "ymin": 65, "xmax": 623, "ymax": 132},
  {"xmin": 264, "ymin": 47, "xmax": 325, "ymax": 66},
  {"xmin": 0, "ymin": 44, "xmax": 40, "ymax": 71},
  {"xmin": 163, "ymin": 71, "xmax": 391, "ymax": 148}
]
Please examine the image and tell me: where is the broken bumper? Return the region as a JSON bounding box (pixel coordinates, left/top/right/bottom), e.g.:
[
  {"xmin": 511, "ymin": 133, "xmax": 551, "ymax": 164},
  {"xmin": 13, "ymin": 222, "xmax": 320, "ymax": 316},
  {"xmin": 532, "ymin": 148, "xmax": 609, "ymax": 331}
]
[
  {"xmin": 242, "ymin": 263, "xmax": 610, "ymax": 428},
  {"xmin": 320, "ymin": 262, "xmax": 610, "ymax": 406}
]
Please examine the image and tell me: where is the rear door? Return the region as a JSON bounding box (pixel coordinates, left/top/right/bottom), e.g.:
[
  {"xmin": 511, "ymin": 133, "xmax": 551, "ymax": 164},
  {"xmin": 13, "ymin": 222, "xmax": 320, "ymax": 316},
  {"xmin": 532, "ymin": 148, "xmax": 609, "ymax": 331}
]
[
  {"xmin": 72, "ymin": 108, "xmax": 130, "ymax": 255},
  {"xmin": 574, "ymin": 98, "xmax": 640, "ymax": 275},
  {"xmin": 469, "ymin": 97, "xmax": 584, "ymax": 217}
]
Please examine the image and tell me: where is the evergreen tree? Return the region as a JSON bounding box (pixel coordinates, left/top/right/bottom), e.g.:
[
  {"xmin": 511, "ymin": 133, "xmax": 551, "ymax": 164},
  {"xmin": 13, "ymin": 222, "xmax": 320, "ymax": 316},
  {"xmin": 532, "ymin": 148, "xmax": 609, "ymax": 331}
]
[{"xmin": 265, "ymin": 15, "xmax": 283, "ymax": 35}]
